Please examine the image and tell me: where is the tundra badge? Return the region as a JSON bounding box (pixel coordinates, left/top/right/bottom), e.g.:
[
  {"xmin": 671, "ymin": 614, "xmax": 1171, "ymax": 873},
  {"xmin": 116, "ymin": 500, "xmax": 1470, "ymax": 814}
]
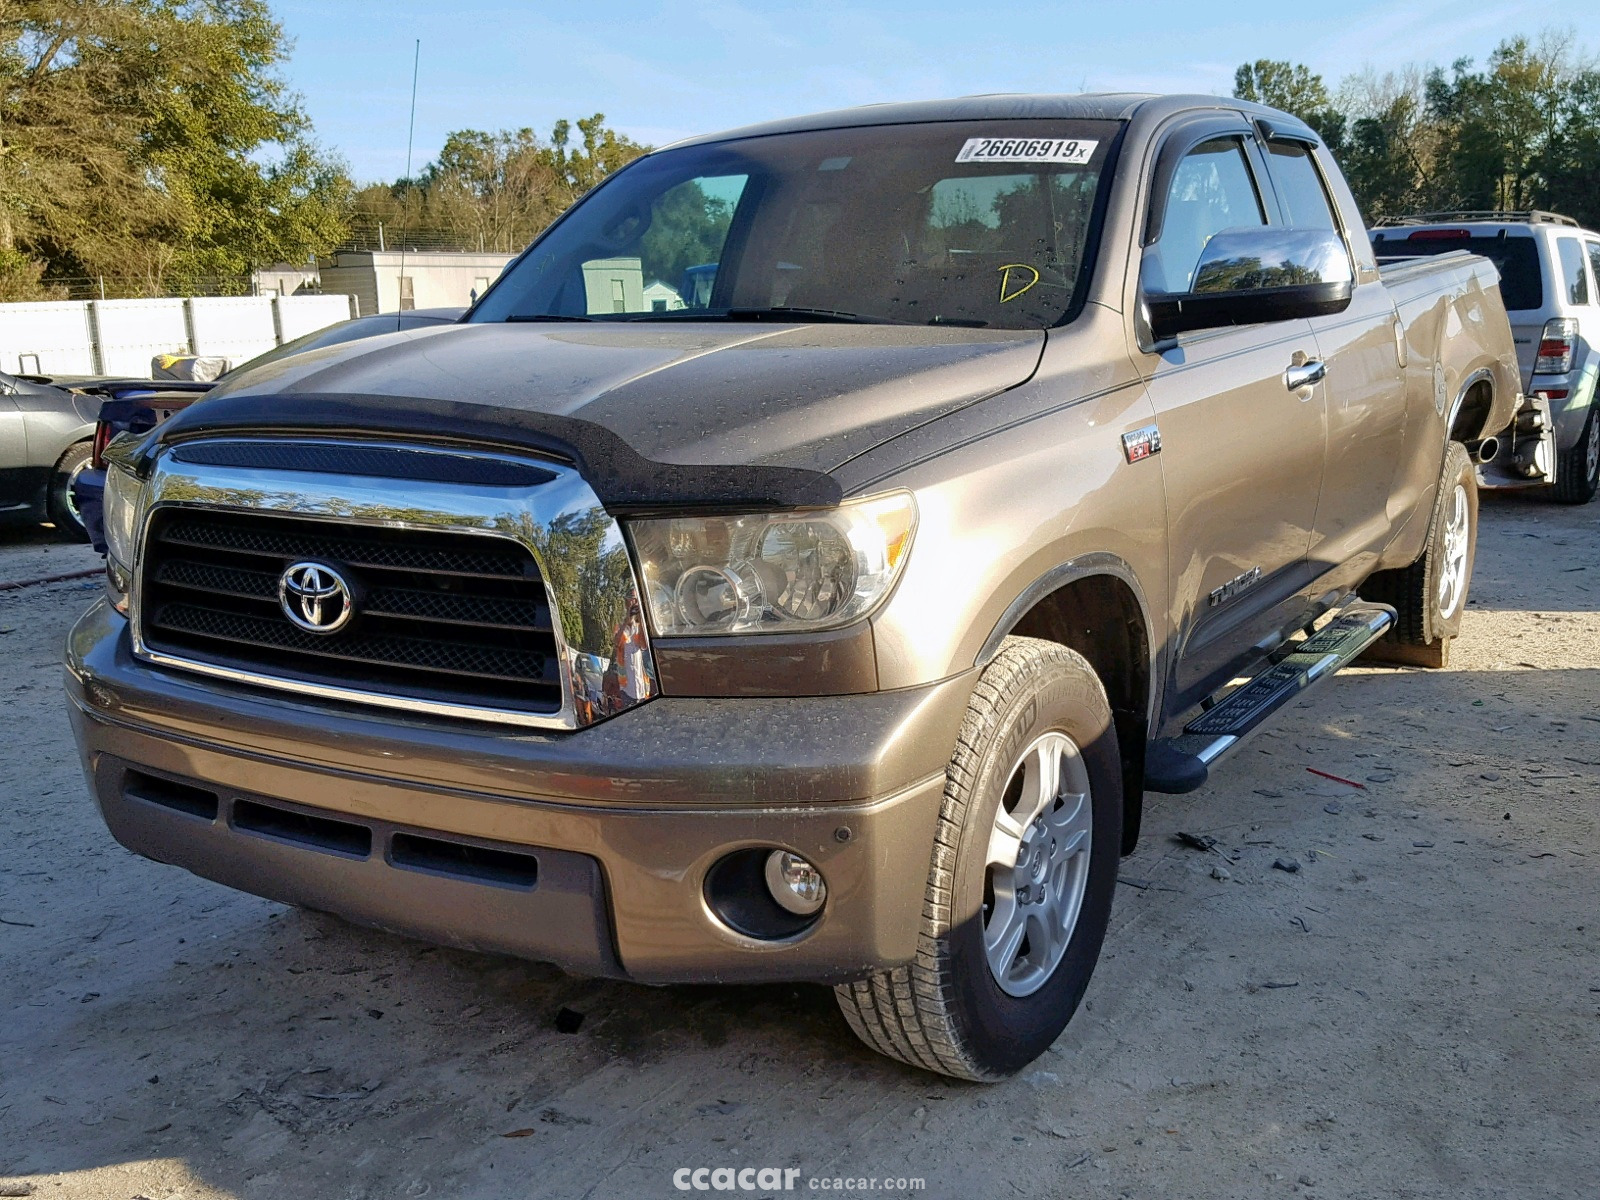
[{"xmin": 1209, "ymin": 566, "xmax": 1263, "ymax": 607}]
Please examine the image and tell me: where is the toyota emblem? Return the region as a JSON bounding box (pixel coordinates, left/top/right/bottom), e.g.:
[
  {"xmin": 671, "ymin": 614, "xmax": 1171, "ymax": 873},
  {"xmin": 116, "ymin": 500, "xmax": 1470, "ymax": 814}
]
[{"xmin": 279, "ymin": 561, "xmax": 354, "ymax": 634}]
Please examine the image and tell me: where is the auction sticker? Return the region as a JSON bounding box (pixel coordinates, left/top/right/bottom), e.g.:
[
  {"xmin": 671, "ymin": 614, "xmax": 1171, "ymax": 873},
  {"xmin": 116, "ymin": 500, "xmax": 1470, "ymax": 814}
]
[{"xmin": 955, "ymin": 137, "xmax": 1098, "ymax": 164}]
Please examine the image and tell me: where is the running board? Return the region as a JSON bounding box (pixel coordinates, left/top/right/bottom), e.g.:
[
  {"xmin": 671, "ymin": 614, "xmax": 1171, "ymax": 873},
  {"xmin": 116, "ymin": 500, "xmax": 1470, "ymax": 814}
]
[{"xmin": 1144, "ymin": 602, "xmax": 1395, "ymax": 794}]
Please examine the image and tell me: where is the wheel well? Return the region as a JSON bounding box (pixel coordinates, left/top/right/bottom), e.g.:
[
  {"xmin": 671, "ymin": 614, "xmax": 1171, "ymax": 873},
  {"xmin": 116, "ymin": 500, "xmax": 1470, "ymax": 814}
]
[
  {"xmin": 1007, "ymin": 574, "xmax": 1151, "ymax": 854},
  {"xmin": 1449, "ymin": 377, "xmax": 1495, "ymax": 444}
]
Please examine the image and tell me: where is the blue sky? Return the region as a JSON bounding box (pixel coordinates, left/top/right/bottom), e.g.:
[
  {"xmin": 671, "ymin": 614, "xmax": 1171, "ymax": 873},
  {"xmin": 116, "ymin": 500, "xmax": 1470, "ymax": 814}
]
[{"xmin": 273, "ymin": 0, "xmax": 1598, "ymax": 184}]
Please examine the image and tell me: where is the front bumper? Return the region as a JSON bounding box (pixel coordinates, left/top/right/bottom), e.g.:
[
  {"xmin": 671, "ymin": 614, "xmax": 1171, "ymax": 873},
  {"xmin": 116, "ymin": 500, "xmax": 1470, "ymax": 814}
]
[{"xmin": 65, "ymin": 600, "xmax": 972, "ymax": 984}]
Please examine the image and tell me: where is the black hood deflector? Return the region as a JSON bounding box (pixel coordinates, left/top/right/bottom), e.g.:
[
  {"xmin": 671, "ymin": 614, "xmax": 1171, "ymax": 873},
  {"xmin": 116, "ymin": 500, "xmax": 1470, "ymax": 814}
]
[{"xmin": 150, "ymin": 391, "xmax": 844, "ymax": 512}]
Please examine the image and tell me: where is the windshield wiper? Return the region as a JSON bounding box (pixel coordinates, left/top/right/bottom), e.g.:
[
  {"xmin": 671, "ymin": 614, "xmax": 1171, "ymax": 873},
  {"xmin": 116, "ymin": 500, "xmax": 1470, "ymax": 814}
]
[
  {"xmin": 627, "ymin": 306, "xmax": 886, "ymax": 325},
  {"xmin": 727, "ymin": 306, "xmax": 877, "ymax": 324},
  {"xmin": 504, "ymin": 313, "xmax": 594, "ymax": 322}
]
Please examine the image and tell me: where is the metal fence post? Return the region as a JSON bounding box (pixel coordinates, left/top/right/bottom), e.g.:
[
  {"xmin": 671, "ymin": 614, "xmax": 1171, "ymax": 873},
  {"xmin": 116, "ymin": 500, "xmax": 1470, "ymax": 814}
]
[{"xmin": 85, "ymin": 300, "xmax": 106, "ymax": 375}]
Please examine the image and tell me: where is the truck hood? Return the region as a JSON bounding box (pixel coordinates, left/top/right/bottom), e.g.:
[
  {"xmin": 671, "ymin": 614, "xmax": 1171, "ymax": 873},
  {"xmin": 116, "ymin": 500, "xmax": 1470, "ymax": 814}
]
[{"xmin": 209, "ymin": 321, "xmax": 1044, "ymax": 473}]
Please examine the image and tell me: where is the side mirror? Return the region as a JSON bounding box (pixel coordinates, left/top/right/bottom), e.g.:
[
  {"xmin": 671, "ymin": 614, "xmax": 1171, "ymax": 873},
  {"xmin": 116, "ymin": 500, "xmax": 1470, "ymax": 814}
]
[{"xmin": 1143, "ymin": 227, "xmax": 1354, "ymax": 341}]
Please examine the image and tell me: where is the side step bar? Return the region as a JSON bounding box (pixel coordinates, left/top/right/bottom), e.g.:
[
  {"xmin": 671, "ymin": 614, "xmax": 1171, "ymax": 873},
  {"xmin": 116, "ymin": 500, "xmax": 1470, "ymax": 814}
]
[{"xmin": 1144, "ymin": 602, "xmax": 1395, "ymax": 794}]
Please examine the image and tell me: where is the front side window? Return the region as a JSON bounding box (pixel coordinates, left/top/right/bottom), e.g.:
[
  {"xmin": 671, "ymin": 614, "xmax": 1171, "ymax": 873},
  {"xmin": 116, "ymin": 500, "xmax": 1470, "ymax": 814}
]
[
  {"xmin": 1558, "ymin": 236, "xmax": 1591, "ymax": 306},
  {"xmin": 471, "ymin": 120, "xmax": 1119, "ymax": 330},
  {"xmin": 1145, "ymin": 137, "xmax": 1267, "ymax": 294}
]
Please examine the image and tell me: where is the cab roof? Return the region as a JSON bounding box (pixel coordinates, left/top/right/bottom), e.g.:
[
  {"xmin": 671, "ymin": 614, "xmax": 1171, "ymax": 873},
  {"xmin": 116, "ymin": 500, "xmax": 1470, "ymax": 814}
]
[{"xmin": 668, "ymin": 93, "xmax": 1300, "ymax": 148}]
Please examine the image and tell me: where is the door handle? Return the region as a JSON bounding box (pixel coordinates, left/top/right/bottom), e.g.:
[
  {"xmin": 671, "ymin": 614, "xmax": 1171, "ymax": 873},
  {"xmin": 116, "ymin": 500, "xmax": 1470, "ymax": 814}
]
[{"xmin": 1285, "ymin": 358, "xmax": 1326, "ymax": 392}]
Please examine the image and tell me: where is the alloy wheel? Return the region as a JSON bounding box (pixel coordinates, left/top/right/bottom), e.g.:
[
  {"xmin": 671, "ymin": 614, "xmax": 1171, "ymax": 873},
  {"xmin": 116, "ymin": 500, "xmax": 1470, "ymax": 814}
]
[
  {"xmin": 1436, "ymin": 482, "xmax": 1470, "ymax": 620},
  {"xmin": 983, "ymin": 731, "xmax": 1094, "ymax": 998}
]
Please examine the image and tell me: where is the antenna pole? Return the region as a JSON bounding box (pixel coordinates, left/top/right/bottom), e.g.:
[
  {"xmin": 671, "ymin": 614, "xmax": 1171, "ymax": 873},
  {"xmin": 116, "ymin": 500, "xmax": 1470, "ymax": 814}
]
[{"xmin": 396, "ymin": 38, "xmax": 420, "ymax": 313}]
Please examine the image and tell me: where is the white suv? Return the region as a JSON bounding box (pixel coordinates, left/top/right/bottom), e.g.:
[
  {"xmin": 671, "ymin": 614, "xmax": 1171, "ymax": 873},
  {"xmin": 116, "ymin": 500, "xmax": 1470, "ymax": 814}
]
[{"xmin": 1372, "ymin": 211, "xmax": 1600, "ymax": 504}]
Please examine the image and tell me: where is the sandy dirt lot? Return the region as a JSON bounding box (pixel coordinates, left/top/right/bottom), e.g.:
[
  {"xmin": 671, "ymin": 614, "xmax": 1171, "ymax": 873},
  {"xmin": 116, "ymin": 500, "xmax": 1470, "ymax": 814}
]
[{"xmin": 1, "ymin": 495, "xmax": 1596, "ymax": 1200}]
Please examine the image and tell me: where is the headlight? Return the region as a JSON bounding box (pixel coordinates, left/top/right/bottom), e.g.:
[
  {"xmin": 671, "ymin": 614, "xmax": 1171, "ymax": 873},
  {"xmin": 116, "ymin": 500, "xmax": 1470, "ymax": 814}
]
[
  {"xmin": 103, "ymin": 462, "xmax": 144, "ymax": 574},
  {"xmin": 626, "ymin": 492, "xmax": 916, "ymax": 636}
]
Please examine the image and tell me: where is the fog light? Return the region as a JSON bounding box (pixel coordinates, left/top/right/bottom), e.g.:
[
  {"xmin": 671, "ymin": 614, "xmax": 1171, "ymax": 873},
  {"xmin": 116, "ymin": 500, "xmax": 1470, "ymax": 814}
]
[{"xmin": 764, "ymin": 851, "xmax": 826, "ymax": 916}]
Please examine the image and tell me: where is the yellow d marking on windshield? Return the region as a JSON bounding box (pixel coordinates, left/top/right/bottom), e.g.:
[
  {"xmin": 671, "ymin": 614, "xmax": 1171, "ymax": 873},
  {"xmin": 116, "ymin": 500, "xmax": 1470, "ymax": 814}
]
[{"xmin": 998, "ymin": 263, "xmax": 1040, "ymax": 303}]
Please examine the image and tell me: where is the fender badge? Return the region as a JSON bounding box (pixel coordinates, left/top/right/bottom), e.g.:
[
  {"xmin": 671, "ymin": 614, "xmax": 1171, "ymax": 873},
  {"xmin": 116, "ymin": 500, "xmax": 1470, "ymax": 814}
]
[{"xmin": 1122, "ymin": 424, "xmax": 1162, "ymax": 464}]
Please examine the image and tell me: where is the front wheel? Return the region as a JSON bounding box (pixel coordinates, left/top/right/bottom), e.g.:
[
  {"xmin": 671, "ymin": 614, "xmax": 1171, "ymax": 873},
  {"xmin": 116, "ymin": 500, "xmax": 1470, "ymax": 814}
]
[
  {"xmin": 47, "ymin": 441, "xmax": 93, "ymax": 542},
  {"xmin": 1547, "ymin": 402, "xmax": 1599, "ymax": 505},
  {"xmin": 834, "ymin": 637, "xmax": 1122, "ymax": 1080}
]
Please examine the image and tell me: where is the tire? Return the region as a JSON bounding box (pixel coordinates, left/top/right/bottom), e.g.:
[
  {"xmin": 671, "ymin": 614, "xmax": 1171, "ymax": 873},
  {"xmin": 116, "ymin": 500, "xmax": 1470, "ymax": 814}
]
[
  {"xmin": 1361, "ymin": 440, "xmax": 1476, "ymax": 668},
  {"xmin": 1548, "ymin": 401, "xmax": 1599, "ymax": 505},
  {"xmin": 47, "ymin": 441, "xmax": 93, "ymax": 542},
  {"xmin": 834, "ymin": 637, "xmax": 1122, "ymax": 1081}
]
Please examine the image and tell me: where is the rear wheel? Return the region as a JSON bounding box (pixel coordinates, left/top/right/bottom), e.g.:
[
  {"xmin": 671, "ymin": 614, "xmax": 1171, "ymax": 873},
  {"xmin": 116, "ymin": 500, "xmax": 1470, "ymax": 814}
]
[
  {"xmin": 1361, "ymin": 441, "xmax": 1476, "ymax": 668},
  {"xmin": 1548, "ymin": 402, "xmax": 1599, "ymax": 505},
  {"xmin": 47, "ymin": 441, "xmax": 92, "ymax": 542},
  {"xmin": 834, "ymin": 637, "xmax": 1122, "ymax": 1080}
]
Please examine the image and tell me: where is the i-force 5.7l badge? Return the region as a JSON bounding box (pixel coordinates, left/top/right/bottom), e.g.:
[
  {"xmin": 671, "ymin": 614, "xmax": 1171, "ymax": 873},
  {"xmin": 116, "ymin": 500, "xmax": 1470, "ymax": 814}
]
[{"xmin": 1121, "ymin": 424, "xmax": 1162, "ymax": 464}]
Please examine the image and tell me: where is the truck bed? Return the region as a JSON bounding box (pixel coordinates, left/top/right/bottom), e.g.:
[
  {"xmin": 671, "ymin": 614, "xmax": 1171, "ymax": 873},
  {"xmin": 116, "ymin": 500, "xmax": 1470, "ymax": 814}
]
[{"xmin": 1380, "ymin": 248, "xmax": 1520, "ymax": 443}]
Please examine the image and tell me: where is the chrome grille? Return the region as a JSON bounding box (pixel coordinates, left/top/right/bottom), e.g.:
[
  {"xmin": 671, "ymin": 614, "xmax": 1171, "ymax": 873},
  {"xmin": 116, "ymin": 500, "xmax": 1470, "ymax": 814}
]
[
  {"xmin": 156, "ymin": 515, "xmax": 529, "ymax": 577},
  {"xmin": 139, "ymin": 509, "xmax": 562, "ymax": 713}
]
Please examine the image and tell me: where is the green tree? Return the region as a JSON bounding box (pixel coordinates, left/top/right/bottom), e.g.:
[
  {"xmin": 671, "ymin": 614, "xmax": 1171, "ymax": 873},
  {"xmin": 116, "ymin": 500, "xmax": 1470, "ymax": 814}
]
[
  {"xmin": 638, "ymin": 180, "xmax": 733, "ymax": 289},
  {"xmin": 1231, "ymin": 41, "xmax": 1600, "ymax": 227},
  {"xmin": 1233, "ymin": 59, "xmax": 1347, "ymax": 148},
  {"xmin": 1425, "ymin": 34, "xmax": 1600, "ymax": 223},
  {"xmin": 0, "ymin": 0, "xmax": 351, "ymax": 298},
  {"xmin": 1336, "ymin": 77, "xmax": 1445, "ymax": 222},
  {"xmin": 1537, "ymin": 67, "xmax": 1600, "ymax": 228},
  {"xmin": 546, "ymin": 113, "xmax": 647, "ymax": 198},
  {"xmin": 349, "ymin": 115, "xmax": 648, "ymax": 255}
]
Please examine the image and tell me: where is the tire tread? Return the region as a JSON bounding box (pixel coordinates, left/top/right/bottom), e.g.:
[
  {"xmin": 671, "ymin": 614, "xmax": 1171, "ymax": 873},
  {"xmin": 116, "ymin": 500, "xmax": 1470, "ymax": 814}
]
[
  {"xmin": 834, "ymin": 637, "xmax": 1106, "ymax": 1081},
  {"xmin": 1362, "ymin": 441, "xmax": 1474, "ymax": 650},
  {"xmin": 1549, "ymin": 403, "xmax": 1598, "ymax": 505}
]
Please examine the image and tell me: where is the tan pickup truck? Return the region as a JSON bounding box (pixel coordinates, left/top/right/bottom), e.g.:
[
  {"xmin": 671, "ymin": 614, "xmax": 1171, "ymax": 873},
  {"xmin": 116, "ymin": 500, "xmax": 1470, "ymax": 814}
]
[{"xmin": 67, "ymin": 93, "xmax": 1526, "ymax": 1081}]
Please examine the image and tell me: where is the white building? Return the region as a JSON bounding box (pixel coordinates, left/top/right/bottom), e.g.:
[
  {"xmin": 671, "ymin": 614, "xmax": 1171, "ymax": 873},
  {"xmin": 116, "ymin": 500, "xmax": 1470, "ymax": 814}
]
[
  {"xmin": 580, "ymin": 257, "xmax": 645, "ymax": 314},
  {"xmin": 642, "ymin": 280, "xmax": 686, "ymax": 312},
  {"xmin": 317, "ymin": 251, "xmax": 515, "ymax": 316},
  {"xmin": 251, "ymin": 263, "xmax": 321, "ymax": 297}
]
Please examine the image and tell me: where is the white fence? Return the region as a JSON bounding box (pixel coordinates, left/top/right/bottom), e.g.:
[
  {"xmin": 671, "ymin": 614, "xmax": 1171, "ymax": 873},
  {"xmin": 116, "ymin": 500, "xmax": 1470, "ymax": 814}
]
[{"xmin": 0, "ymin": 294, "xmax": 357, "ymax": 377}]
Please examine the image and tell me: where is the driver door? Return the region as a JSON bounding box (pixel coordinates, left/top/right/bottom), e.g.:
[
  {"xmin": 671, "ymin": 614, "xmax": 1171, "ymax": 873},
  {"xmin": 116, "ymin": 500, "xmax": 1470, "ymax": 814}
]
[{"xmin": 1132, "ymin": 128, "xmax": 1328, "ymax": 714}]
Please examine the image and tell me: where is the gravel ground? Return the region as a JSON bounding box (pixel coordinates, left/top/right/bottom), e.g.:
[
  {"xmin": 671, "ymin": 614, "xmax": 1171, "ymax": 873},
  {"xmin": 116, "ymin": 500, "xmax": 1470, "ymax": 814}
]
[{"xmin": 0, "ymin": 495, "xmax": 1596, "ymax": 1200}]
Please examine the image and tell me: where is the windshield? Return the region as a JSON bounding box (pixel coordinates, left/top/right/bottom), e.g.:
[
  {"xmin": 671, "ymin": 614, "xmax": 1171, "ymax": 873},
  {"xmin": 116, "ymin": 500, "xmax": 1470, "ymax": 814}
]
[{"xmin": 470, "ymin": 119, "xmax": 1120, "ymax": 331}]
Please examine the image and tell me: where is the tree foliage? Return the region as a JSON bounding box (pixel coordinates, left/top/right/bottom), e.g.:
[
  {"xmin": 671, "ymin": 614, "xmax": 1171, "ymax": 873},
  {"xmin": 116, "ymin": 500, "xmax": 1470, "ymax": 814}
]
[
  {"xmin": 10, "ymin": 10, "xmax": 1597, "ymax": 305},
  {"xmin": 0, "ymin": 0, "xmax": 350, "ymax": 299},
  {"xmin": 1235, "ymin": 34, "xmax": 1600, "ymax": 228},
  {"xmin": 637, "ymin": 179, "xmax": 732, "ymax": 289},
  {"xmin": 348, "ymin": 114, "xmax": 648, "ymax": 254},
  {"xmin": 1234, "ymin": 58, "xmax": 1347, "ymax": 147}
]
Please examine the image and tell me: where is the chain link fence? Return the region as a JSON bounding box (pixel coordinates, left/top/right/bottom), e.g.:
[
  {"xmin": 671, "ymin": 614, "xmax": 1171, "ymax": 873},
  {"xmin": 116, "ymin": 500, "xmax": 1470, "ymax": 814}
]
[
  {"xmin": 33, "ymin": 276, "xmax": 299, "ymax": 301},
  {"xmin": 341, "ymin": 220, "xmax": 536, "ymax": 256}
]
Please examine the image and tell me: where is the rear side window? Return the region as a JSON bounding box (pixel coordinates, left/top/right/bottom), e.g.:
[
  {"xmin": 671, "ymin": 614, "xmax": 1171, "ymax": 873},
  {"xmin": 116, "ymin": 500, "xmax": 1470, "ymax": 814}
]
[
  {"xmin": 1146, "ymin": 137, "xmax": 1266, "ymax": 294},
  {"xmin": 1369, "ymin": 232, "xmax": 1543, "ymax": 311},
  {"xmin": 1265, "ymin": 142, "xmax": 1337, "ymax": 231},
  {"xmin": 1589, "ymin": 243, "xmax": 1600, "ymax": 297},
  {"xmin": 1557, "ymin": 237, "xmax": 1591, "ymax": 306}
]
